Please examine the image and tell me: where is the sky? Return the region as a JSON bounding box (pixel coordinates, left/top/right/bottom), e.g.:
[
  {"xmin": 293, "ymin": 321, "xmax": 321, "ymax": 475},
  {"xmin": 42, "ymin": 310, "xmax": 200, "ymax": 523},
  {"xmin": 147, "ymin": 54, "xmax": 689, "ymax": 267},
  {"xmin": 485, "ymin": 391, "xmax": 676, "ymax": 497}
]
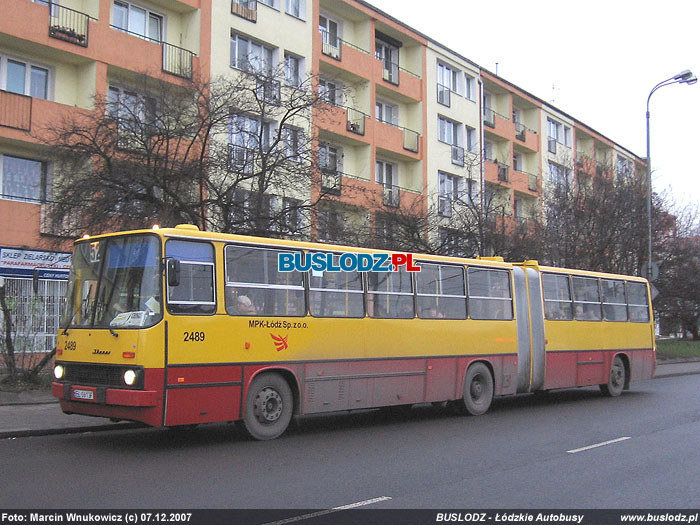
[{"xmin": 367, "ymin": 0, "xmax": 700, "ymax": 208}]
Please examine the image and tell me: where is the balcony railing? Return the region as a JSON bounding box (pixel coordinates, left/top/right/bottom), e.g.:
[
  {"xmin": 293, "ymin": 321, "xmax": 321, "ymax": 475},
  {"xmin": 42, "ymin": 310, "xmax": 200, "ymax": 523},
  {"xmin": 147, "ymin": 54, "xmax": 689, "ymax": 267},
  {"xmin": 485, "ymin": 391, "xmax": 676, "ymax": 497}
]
[
  {"xmin": 0, "ymin": 89, "xmax": 32, "ymax": 131},
  {"xmin": 528, "ymin": 173, "xmax": 538, "ymax": 192},
  {"xmin": 515, "ymin": 122, "xmax": 526, "ymax": 141},
  {"xmin": 231, "ymin": 0, "xmax": 257, "ymax": 22},
  {"xmin": 437, "ymin": 84, "xmax": 450, "ymax": 107},
  {"xmin": 403, "ymin": 127, "xmax": 419, "ymax": 153},
  {"xmin": 383, "ymin": 185, "xmax": 400, "ymax": 207},
  {"xmin": 346, "ymin": 107, "xmax": 367, "ymax": 135},
  {"xmin": 321, "ymin": 167, "xmax": 342, "ymax": 195},
  {"xmin": 319, "ymin": 29, "xmax": 371, "ymax": 62},
  {"xmin": 381, "ymin": 61, "xmax": 399, "ymax": 85},
  {"xmin": 497, "ymin": 162, "xmax": 509, "ymax": 182},
  {"xmin": 451, "ymin": 145, "xmax": 464, "ymax": 167},
  {"xmin": 163, "ymin": 42, "xmax": 195, "ymax": 79},
  {"xmin": 49, "ymin": 3, "xmax": 92, "ymax": 47},
  {"xmin": 483, "ymin": 107, "xmax": 495, "ymax": 128}
]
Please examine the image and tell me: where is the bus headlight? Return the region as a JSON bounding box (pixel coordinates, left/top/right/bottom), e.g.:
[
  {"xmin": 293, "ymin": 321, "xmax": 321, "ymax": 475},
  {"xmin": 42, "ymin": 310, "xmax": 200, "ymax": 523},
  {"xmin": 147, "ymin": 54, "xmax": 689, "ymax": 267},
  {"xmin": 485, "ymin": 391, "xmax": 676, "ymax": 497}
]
[
  {"xmin": 54, "ymin": 365, "xmax": 65, "ymax": 380},
  {"xmin": 123, "ymin": 369, "xmax": 137, "ymax": 386}
]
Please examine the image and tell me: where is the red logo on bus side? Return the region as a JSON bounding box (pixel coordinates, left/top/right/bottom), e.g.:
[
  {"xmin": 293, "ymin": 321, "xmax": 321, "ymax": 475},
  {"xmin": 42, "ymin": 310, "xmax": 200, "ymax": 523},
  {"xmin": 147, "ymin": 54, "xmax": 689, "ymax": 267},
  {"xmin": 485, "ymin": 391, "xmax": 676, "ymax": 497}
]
[{"xmin": 270, "ymin": 333, "xmax": 288, "ymax": 352}]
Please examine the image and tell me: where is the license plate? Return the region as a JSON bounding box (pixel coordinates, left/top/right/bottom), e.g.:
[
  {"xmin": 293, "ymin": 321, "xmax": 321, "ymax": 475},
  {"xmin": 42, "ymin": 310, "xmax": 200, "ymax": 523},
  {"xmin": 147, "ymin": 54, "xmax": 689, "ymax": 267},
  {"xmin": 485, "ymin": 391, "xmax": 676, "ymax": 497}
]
[{"xmin": 73, "ymin": 389, "xmax": 94, "ymax": 401}]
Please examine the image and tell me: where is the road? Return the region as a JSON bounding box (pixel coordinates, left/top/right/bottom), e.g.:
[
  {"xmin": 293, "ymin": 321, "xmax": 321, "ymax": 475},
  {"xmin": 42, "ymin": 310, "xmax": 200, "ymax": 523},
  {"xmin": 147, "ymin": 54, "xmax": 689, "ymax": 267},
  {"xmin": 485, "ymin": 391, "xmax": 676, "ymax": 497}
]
[{"xmin": 1, "ymin": 374, "xmax": 699, "ymax": 510}]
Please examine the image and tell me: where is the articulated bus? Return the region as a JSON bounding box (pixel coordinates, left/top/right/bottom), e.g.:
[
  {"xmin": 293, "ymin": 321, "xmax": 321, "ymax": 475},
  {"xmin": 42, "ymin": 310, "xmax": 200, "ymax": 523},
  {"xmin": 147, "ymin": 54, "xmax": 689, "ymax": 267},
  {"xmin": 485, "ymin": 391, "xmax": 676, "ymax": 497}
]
[{"xmin": 52, "ymin": 225, "xmax": 655, "ymax": 440}]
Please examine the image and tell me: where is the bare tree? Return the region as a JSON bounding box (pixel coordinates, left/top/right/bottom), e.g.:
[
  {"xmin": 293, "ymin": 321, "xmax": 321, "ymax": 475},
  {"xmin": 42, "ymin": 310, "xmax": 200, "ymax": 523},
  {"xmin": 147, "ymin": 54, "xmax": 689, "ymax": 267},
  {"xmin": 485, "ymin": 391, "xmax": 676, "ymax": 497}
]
[{"xmin": 39, "ymin": 66, "xmax": 332, "ymax": 239}]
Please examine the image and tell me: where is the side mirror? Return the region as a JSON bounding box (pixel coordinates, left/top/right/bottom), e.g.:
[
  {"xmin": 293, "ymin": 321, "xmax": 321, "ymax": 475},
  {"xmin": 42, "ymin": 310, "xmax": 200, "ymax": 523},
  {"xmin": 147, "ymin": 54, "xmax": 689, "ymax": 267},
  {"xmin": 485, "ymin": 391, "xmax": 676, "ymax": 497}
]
[{"xmin": 166, "ymin": 259, "xmax": 181, "ymax": 287}]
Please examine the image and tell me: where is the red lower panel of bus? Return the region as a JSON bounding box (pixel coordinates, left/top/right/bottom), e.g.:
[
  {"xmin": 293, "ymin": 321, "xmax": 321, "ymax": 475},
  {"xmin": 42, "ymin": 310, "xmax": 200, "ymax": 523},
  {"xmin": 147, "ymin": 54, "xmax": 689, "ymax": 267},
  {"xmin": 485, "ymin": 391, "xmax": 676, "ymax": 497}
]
[{"xmin": 543, "ymin": 348, "xmax": 654, "ymax": 391}]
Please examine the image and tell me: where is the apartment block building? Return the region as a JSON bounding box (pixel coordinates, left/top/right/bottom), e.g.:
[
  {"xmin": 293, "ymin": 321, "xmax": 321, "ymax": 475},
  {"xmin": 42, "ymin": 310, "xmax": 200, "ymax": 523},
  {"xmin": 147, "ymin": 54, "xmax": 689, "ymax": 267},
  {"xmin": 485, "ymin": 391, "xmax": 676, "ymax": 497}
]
[{"xmin": 0, "ymin": 0, "xmax": 645, "ymax": 356}]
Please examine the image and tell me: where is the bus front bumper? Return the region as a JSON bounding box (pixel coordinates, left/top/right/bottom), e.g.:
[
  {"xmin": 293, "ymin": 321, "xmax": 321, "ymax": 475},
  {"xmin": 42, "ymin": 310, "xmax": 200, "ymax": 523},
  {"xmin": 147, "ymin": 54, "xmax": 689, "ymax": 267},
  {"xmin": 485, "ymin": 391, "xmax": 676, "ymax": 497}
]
[{"xmin": 52, "ymin": 382, "xmax": 157, "ymax": 407}]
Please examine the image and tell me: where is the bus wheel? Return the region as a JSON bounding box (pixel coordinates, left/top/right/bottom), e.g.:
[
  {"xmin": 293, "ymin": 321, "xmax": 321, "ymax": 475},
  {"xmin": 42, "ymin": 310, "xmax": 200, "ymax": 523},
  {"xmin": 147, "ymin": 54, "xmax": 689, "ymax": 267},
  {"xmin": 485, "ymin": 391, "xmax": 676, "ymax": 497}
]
[
  {"xmin": 600, "ymin": 356, "xmax": 626, "ymax": 397},
  {"xmin": 241, "ymin": 373, "xmax": 293, "ymax": 441},
  {"xmin": 462, "ymin": 363, "xmax": 494, "ymax": 416}
]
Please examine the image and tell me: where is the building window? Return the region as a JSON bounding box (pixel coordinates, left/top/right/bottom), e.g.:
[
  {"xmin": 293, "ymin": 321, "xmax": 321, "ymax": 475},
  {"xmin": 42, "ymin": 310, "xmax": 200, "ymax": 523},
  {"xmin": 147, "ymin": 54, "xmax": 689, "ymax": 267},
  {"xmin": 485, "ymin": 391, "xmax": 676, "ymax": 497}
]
[
  {"xmin": 0, "ymin": 154, "xmax": 47, "ymax": 203},
  {"xmin": 375, "ymin": 159, "xmax": 396, "ymax": 187},
  {"xmin": 282, "ymin": 126, "xmax": 303, "ymax": 161},
  {"xmin": 230, "ymin": 33, "xmax": 274, "ymax": 75},
  {"xmin": 438, "ymin": 171, "xmax": 467, "ymax": 216},
  {"xmin": 319, "ymin": 144, "xmax": 342, "ymax": 171},
  {"xmin": 1, "ymin": 56, "xmax": 50, "ymax": 100},
  {"xmin": 113, "ymin": 1, "xmax": 163, "ymax": 42},
  {"xmin": 375, "ymin": 38, "xmax": 399, "ymax": 84},
  {"xmin": 259, "ymin": 0, "xmax": 276, "ymax": 7},
  {"xmin": 464, "ymin": 73, "xmax": 476, "ymax": 101},
  {"xmin": 547, "ymin": 118, "xmax": 571, "ymax": 148},
  {"xmin": 319, "ymin": 78, "xmax": 340, "ymax": 105},
  {"xmin": 438, "ymin": 116, "xmax": 460, "ymax": 146},
  {"xmin": 284, "ymin": 53, "xmax": 301, "ymax": 86},
  {"xmin": 548, "ymin": 161, "xmax": 571, "ymax": 186},
  {"xmin": 513, "ymin": 151, "xmax": 523, "ymax": 172},
  {"xmin": 229, "ymin": 115, "xmax": 271, "ymax": 170},
  {"xmin": 375, "ymin": 99, "xmax": 398, "ymax": 126},
  {"xmin": 465, "ymin": 126, "xmax": 477, "ymax": 153},
  {"xmin": 285, "ymin": 0, "xmax": 305, "ymax": 19},
  {"xmin": 317, "ymin": 206, "xmax": 345, "ymax": 242},
  {"xmin": 437, "ymin": 62, "xmax": 461, "ymax": 94}
]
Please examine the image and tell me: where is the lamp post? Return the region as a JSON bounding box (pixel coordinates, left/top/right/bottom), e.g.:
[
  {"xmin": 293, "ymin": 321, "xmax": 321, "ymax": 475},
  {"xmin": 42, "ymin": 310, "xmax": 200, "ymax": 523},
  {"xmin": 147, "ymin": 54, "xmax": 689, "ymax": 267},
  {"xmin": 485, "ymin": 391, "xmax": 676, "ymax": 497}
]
[{"xmin": 645, "ymin": 70, "xmax": 697, "ymax": 281}]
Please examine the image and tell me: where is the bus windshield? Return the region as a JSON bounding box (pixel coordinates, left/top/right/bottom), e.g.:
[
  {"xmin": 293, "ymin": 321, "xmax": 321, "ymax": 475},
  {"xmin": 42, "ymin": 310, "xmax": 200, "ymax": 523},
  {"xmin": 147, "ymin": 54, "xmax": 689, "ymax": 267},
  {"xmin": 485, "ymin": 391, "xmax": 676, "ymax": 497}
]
[{"xmin": 62, "ymin": 235, "xmax": 162, "ymax": 329}]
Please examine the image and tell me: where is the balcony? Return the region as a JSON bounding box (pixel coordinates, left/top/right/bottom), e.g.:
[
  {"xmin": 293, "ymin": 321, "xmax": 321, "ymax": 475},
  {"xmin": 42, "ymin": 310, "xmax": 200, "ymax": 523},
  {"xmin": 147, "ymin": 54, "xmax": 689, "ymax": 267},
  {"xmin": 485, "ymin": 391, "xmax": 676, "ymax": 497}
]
[
  {"xmin": 0, "ymin": 89, "xmax": 32, "ymax": 132},
  {"xmin": 346, "ymin": 107, "xmax": 367, "ymax": 135},
  {"xmin": 49, "ymin": 4, "xmax": 93, "ymax": 47},
  {"xmin": 383, "ymin": 185, "xmax": 400, "ymax": 207},
  {"xmin": 382, "ymin": 61, "xmax": 399, "ymax": 85},
  {"xmin": 451, "ymin": 145, "xmax": 464, "ymax": 167},
  {"xmin": 515, "ymin": 122, "xmax": 526, "ymax": 141},
  {"xmin": 231, "ymin": 0, "xmax": 257, "ymax": 22},
  {"xmin": 321, "ymin": 168, "xmax": 342, "ymax": 195},
  {"xmin": 110, "ymin": 26, "xmax": 196, "ymax": 80},
  {"xmin": 437, "ymin": 84, "xmax": 450, "ymax": 107}
]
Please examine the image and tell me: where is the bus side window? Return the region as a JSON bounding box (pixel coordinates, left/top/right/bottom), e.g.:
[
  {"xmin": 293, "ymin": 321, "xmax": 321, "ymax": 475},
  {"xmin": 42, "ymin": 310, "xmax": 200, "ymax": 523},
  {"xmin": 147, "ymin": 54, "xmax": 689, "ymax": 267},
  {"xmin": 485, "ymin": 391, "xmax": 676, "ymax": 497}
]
[
  {"xmin": 467, "ymin": 268, "xmax": 513, "ymax": 320},
  {"xmin": 416, "ymin": 263, "xmax": 466, "ymax": 319},
  {"xmin": 542, "ymin": 273, "xmax": 573, "ymax": 320},
  {"xmin": 627, "ymin": 282, "xmax": 650, "ymax": 322},
  {"xmin": 309, "ymin": 253, "xmax": 364, "ymax": 318},
  {"xmin": 225, "ymin": 245, "xmax": 305, "ymax": 317},
  {"xmin": 367, "ymin": 267, "xmax": 414, "ymax": 319},
  {"xmin": 601, "ymin": 279, "xmax": 627, "ymax": 321},
  {"xmin": 572, "ymin": 276, "xmax": 602, "ymax": 321},
  {"xmin": 165, "ymin": 241, "xmax": 216, "ymax": 315}
]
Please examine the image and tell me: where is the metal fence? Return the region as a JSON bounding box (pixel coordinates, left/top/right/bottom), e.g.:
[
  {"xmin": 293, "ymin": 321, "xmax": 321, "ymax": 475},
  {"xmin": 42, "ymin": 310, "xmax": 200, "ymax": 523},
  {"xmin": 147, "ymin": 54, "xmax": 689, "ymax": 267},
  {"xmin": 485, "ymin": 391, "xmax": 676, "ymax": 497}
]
[{"xmin": 0, "ymin": 278, "xmax": 66, "ymax": 355}]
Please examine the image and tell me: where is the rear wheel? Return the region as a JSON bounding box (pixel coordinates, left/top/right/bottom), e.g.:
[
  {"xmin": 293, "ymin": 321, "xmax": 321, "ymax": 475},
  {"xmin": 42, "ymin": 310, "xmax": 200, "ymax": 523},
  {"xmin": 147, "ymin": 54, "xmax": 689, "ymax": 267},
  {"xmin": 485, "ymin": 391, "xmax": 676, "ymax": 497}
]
[
  {"xmin": 600, "ymin": 356, "xmax": 626, "ymax": 397},
  {"xmin": 461, "ymin": 363, "xmax": 494, "ymax": 416},
  {"xmin": 240, "ymin": 373, "xmax": 293, "ymax": 441}
]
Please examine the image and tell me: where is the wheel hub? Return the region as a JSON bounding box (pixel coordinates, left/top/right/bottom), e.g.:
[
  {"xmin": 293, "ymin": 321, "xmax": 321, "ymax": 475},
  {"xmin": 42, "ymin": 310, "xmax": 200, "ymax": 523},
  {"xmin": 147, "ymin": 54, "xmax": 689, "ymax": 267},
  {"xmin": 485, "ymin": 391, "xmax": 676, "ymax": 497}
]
[{"xmin": 255, "ymin": 387, "xmax": 283, "ymax": 423}]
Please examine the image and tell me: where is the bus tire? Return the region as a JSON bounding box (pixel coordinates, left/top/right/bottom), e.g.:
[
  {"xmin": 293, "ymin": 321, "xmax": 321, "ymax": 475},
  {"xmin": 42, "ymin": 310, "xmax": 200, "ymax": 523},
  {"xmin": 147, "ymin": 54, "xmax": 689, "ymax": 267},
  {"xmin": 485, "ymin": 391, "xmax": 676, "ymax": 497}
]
[
  {"xmin": 461, "ymin": 363, "xmax": 494, "ymax": 416},
  {"xmin": 241, "ymin": 372, "xmax": 293, "ymax": 441},
  {"xmin": 600, "ymin": 355, "xmax": 626, "ymax": 397}
]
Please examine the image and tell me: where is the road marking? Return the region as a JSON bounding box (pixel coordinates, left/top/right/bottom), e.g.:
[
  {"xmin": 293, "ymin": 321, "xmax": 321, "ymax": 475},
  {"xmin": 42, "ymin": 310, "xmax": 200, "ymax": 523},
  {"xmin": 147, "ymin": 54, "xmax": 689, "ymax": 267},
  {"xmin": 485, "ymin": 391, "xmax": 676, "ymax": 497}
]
[
  {"xmin": 567, "ymin": 436, "xmax": 631, "ymax": 454},
  {"xmin": 263, "ymin": 496, "xmax": 392, "ymax": 524}
]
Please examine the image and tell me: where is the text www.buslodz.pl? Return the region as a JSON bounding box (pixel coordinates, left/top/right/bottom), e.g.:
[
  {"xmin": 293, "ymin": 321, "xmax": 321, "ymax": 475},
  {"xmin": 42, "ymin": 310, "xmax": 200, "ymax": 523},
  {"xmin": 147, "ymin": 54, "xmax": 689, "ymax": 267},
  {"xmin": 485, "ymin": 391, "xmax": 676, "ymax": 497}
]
[{"xmin": 278, "ymin": 252, "xmax": 421, "ymax": 273}]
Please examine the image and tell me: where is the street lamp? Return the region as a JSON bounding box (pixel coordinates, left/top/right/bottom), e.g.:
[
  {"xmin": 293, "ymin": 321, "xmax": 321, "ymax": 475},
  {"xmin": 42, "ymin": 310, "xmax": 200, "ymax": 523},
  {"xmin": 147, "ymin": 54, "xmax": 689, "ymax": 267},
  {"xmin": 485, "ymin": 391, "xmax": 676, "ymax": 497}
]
[{"xmin": 645, "ymin": 70, "xmax": 697, "ymax": 281}]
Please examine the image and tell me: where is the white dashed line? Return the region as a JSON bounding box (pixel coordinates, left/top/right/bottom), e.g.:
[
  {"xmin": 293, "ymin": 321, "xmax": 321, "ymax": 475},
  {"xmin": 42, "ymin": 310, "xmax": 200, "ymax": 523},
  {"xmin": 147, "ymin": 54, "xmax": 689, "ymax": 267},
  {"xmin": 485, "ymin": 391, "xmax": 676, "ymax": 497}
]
[
  {"xmin": 262, "ymin": 496, "xmax": 392, "ymax": 524},
  {"xmin": 567, "ymin": 436, "xmax": 631, "ymax": 454}
]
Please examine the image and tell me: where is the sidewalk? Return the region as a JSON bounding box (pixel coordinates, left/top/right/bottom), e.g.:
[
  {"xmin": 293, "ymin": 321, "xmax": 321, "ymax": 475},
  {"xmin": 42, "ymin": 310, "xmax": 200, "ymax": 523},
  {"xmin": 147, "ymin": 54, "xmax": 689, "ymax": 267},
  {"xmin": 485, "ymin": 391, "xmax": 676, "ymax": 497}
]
[{"xmin": 1, "ymin": 360, "xmax": 699, "ymax": 439}]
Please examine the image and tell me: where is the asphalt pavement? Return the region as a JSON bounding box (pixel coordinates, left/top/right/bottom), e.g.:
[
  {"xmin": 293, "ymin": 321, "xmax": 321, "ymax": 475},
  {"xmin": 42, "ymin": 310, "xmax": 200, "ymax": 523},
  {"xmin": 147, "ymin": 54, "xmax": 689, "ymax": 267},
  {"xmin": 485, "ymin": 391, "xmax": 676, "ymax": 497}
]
[{"xmin": 1, "ymin": 359, "xmax": 699, "ymax": 439}]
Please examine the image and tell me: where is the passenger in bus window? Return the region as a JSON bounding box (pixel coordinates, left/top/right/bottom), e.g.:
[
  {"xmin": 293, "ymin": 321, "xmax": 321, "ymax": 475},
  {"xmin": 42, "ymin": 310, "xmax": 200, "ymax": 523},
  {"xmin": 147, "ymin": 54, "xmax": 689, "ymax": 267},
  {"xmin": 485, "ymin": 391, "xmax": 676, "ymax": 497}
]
[{"xmin": 234, "ymin": 295, "xmax": 257, "ymax": 315}]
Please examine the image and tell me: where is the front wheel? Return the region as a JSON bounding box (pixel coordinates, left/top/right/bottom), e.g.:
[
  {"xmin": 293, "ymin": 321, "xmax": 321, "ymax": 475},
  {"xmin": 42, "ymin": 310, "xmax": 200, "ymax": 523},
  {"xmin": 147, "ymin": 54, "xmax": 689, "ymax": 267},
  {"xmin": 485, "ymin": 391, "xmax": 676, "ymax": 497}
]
[
  {"xmin": 600, "ymin": 356, "xmax": 626, "ymax": 397},
  {"xmin": 240, "ymin": 373, "xmax": 294, "ymax": 441},
  {"xmin": 461, "ymin": 363, "xmax": 494, "ymax": 416}
]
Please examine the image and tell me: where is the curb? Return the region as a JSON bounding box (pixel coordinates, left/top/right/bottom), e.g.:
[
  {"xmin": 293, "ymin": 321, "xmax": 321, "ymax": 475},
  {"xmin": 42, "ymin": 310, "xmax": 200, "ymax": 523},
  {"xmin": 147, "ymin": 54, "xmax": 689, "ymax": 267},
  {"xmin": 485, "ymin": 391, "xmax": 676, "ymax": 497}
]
[{"xmin": 0, "ymin": 422, "xmax": 144, "ymax": 439}]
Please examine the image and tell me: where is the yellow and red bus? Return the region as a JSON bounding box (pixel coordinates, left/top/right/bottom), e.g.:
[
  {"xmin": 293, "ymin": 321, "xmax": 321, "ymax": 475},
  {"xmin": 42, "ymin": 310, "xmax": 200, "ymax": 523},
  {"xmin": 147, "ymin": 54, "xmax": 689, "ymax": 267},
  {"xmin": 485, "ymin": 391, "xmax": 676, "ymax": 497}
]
[{"xmin": 52, "ymin": 225, "xmax": 655, "ymax": 440}]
